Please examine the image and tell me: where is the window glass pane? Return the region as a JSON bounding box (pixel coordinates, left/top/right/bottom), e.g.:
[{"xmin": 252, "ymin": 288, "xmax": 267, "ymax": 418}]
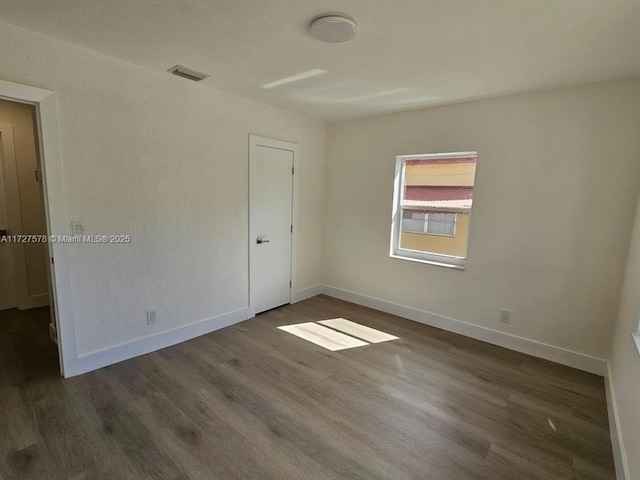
[
  {"xmin": 395, "ymin": 153, "xmax": 477, "ymax": 261},
  {"xmin": 426, "ymin": 214, "xmax": 456, "ymax": 236},
  {"xmin": 401, "ymin": 211, "xmax": 425, "ymax": 233},
  {"xmin": 430, "ymin": 213, "xmax": 455, "ymax": 222}
]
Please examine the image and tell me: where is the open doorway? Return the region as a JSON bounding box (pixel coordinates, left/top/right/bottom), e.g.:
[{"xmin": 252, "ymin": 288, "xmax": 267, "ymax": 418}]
[{"xmin": 0, "ymin": 98, "xmax": 58, "ymax": 376}]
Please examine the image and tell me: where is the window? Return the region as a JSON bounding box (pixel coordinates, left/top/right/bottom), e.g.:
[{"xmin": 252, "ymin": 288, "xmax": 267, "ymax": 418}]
[
  {"xmin": 390, "ymin": 152, "xmax": 477, "ymax": 268},
  {"xmin": 402, "ymin": 211, "xmax": 457, "ymax": 236}
]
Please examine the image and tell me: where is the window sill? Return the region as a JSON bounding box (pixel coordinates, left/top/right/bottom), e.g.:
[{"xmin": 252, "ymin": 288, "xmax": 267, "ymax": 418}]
[
  {"xmin": 390, "ymin": 254, "xmax": 466, "ymax": 270},
  {"xmin": 633, "ymin": 332, "xmax": 640, "ymax": 359}
]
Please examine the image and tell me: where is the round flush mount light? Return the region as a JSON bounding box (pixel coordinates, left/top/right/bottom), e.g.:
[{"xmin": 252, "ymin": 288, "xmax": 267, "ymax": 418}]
[{"xmin": 310, "ymin": 15, "xmax": 358, "ymax": 43}]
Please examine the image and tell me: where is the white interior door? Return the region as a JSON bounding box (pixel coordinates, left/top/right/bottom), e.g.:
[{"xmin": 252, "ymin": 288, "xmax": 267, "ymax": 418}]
[
  {"xmin": 249, "ymin": 136, "xmax": 295, "ymax": 314},
  {"xmin": 0, "ymin": 132, "xmax": 17, "ymax": 310}
]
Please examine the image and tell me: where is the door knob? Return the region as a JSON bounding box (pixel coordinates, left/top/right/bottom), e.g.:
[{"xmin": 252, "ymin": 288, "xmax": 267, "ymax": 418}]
[{"xmin": 256, "ymin": 237, "xmax": 270, "ymax": 244}]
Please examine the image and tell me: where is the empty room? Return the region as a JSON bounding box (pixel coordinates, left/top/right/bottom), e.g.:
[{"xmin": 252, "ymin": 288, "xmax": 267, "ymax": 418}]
[{"xmin": 1, "ymin": 1, "xmax": 639, "ymax": 479}]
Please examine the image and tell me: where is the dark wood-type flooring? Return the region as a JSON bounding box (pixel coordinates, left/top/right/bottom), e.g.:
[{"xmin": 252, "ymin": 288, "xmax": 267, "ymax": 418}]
[{"xmin": 0, "ymin": 295, "xmax": 615, "ymax": 479}]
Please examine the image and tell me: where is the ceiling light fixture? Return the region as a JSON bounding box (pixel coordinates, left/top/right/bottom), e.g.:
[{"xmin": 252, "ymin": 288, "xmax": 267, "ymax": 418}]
[
  {"xmin": 310, "ymin": 15, "xmax": 358, "ymax": 43},
  {"xmin": 168, "ymin": 65, "xmax": 209, "ymax": 82},
  {"xmin": 261, "ymin": 69, "xmax": 327, "ymax": 89}
]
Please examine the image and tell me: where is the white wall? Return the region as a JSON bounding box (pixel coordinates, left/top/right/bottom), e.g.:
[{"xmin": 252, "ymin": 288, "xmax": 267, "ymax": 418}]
[
  {"xmin": 325, "ymin": 78, "xmax": 640, "ymax": 360},
  {"xmin": 0, "ymin": 21, "xmax": 325, "ymax": 358},
  {"xmin": 610, "ymin": 188, "xmax": 640, "ymax": 479}
]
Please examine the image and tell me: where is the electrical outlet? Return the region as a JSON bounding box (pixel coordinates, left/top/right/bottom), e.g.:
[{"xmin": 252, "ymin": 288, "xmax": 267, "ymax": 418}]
[
  {"xmin": 500, "ymin": 309, "xmax": 511, "ymax": 323},
  {"xmin": 147, "ymin": 310, "xmax": 157, "ymax": 325}
]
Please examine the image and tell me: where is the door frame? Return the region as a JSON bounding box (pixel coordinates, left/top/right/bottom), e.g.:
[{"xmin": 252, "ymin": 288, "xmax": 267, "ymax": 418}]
[
  {"xmin": 248, "ymin": 135, "xmax": 299, "ymax": 316},
  {"xmin": 0, "ymin": 78, "xmax": 75, "ymax": 378},
  {"xmin": 0, "ymin": 123, "xmax": 29, "ymax": 309}
]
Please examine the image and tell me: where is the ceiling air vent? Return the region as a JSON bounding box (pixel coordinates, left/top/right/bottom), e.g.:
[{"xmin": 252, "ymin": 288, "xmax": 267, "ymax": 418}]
[{"xmin": 168, "ymin": 65, "xmax": 209, "ymax": 82}]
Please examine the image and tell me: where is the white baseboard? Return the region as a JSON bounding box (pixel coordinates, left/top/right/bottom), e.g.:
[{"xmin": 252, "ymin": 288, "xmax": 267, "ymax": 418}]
[
  {"xmin": 18, "ymin": 293, "xmax": 50, "ymax": 310},
  {"xmin": 321, "ymin": 285, "xmax": 607, "ymax": 376},
  {"xmin": 292, "ymin": 284, "xmax": 323, "ymax": 303},
  {"xmin": 68, "ymin": 307, "xmax": 253, "ymax": 377},
  {"xmin": 605, "ymin": 363, "xmax": 630, "ymax": 480}
]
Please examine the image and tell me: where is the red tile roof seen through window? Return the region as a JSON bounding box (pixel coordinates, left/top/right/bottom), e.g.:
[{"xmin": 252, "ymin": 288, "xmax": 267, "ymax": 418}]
[{"xmin": 404, "ymin": 186, "xmax": 473, "ymax": 202}]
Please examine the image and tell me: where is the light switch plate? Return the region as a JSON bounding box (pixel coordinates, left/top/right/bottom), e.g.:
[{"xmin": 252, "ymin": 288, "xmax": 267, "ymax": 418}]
[{"xmin": 71, "ymin": 221, "xmax": 84, "ymax": 235}]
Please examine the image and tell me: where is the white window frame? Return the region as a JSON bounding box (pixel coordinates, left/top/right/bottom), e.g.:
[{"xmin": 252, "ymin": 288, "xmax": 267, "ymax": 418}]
[{"xmin": 390, "ymin": 151, "xmax": 477, "ymax": 269}]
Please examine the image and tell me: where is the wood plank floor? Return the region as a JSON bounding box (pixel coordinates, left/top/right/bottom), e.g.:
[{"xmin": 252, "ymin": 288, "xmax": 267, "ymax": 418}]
[{"xmin": 0, "ymin": 295, "xmax": 616, "ymax": 479}]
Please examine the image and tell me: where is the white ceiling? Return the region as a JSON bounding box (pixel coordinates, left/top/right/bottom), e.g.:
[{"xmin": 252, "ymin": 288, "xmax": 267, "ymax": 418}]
[{"xmin": 2, "ymin": 0, "xmax": 639, "ymax": 120}]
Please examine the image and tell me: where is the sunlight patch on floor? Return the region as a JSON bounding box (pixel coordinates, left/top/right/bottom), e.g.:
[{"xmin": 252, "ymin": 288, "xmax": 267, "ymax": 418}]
[
  {"xmin": 318, "ymin": 318, "xmax": 399, "ymax": 343},
  {"xmin": 278, "ymin": 318, "xmax": 398, "ymax": 351}
]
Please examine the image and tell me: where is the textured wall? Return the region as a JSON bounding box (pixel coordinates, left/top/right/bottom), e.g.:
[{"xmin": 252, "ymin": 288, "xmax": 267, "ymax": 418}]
[
  {"xmin": 325, "ymin": 78, "xmax": 640, "ymax": 359},
  {"xmin": 610, "ymin": 189, "xmax": 640, "ymax": 480},
  {"xmin": 0, "ymin": 99, "xmax": 49, "ymax": 299},
  {"xmin": 0, "ymin": 21, "xmax": 326, "ymax": 355}
]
